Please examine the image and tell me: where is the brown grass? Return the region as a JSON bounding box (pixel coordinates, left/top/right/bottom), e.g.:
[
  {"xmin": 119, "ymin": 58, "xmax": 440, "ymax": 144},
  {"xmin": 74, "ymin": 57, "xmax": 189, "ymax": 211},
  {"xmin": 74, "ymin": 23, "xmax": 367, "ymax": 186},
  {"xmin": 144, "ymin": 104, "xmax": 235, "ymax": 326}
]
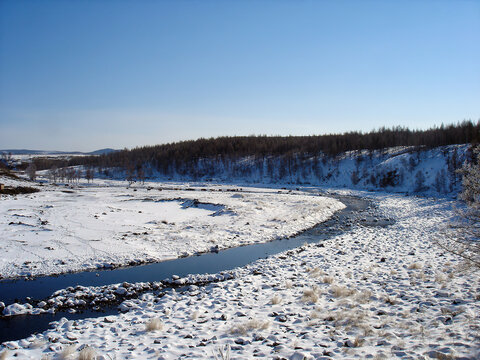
[
  {"xmin": 145, "ymin": 318, "xmax": 164, "ymax": 332},
  {"xmin": 230, "ymin": 318, "xmax": 270, "ymax": 335},
  {"xmin": 331, "ymin": 285, "xmax": 356, "ymax": 298},
  {"xmin": 322, "ymin": 276, "xmax": 334, "ymax": 284},
  {"xmin": 408, "ymin": 262, "xmax": 422, "ymax": 270},
  {"xmin": 271, "ymin": 294, "xmax": 282, "ymax": 305},
  {"xmin": 355, "ymin": 290, "xmax": 373, "ymax": 303},
  {"xmin": 302, "ymin": 286, "xmax": 320, "ymax": 303}
]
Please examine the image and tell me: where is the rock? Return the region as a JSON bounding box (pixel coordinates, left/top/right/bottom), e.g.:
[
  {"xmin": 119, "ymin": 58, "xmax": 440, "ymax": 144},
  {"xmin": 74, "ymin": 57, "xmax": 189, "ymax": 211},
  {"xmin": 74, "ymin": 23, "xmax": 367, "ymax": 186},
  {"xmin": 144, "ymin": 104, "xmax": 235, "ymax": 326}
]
[
  {"xmin": 376, "ymin": 339, "xmax": 391, "ymax": 346},
  {"xmin": 290, "ymin": 351, "xmax": 311, "ymax": 360},
  {"xmin": 344, "ymin": 340, "xmax": 355, "ymax": 347},
  {"xmin": 235, "ymin": 338, "xmax": 249, "ymax": 345},
  {"xmin": 65, "ymin": 333, "xmax": 77, "ymax": 341},
  {"xmin": 37, "ymin": 301, "xmax": 47, "ymax": 308}
]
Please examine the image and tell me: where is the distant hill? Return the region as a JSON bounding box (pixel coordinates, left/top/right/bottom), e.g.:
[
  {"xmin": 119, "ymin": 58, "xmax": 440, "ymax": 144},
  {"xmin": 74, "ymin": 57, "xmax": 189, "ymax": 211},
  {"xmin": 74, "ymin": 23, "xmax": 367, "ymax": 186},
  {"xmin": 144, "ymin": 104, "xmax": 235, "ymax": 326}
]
[
  {"xmin": 0, "ymin": 148, "xmax": 118, "ymax": 155},
  {"xmin": 87, "ymin": 148, "xmax": 117, "ymax": 155}
]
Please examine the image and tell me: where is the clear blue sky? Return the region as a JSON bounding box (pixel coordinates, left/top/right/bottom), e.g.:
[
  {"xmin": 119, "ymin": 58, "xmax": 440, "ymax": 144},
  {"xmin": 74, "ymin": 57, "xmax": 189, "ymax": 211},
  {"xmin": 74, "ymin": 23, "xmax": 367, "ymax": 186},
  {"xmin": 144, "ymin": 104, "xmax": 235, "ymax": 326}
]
[{"xmin": 1, "ymin": 0, "xmax": 479, "ymax": 151}]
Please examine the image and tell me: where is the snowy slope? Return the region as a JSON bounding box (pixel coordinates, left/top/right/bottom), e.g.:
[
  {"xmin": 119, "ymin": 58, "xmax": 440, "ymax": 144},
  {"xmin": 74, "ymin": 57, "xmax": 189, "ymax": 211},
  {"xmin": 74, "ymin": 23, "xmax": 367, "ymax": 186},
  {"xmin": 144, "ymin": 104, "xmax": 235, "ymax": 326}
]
[{"xmin": 96, "ymin": 144, "xmax": 471, "ymax": 196}]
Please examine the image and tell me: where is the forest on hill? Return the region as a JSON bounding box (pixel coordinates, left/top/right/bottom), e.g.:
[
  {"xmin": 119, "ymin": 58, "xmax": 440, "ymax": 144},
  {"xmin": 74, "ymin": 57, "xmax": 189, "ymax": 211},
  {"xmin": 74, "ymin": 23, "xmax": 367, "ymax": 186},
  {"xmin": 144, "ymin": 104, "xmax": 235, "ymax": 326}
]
[
  {"xmin": 67, "ymin": 121, "xmax": 479, "ymax": 171},
  {"xmin": 6, "ymin": 120, "xmax": 479, "ymax": 194}
]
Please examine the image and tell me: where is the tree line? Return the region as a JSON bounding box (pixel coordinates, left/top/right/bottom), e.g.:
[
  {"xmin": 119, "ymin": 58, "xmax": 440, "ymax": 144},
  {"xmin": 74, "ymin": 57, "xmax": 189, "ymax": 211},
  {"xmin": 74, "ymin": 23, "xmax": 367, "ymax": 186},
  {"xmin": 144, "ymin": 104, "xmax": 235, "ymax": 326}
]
[
  {"xmin": 16, "ymin": 120, "xmax": 479, "ymax": 173},
  {"xmin": 70, "ymin": 121, "xmax": 479, "ymax": 171}
]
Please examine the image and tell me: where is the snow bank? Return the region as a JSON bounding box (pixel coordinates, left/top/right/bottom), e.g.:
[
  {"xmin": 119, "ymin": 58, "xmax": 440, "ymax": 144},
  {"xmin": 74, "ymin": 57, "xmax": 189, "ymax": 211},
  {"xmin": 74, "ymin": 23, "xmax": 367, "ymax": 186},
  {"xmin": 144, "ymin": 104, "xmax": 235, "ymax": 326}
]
[{"xmin": 0, "ymin": 183, "xmax": 343, "ymax": 279}]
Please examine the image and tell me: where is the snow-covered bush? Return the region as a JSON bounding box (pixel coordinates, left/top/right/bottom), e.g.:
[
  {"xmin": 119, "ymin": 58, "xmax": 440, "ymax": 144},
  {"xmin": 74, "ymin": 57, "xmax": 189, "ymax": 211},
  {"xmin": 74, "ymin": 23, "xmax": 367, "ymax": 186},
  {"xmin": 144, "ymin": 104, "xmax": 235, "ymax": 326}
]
[
  {"xmin": 459, "ymin": 146, "xmax": 480, "ymax": 205},
  {"xmin": 438, "ymin": 146, "xmax": 480, "ymax": 269}
]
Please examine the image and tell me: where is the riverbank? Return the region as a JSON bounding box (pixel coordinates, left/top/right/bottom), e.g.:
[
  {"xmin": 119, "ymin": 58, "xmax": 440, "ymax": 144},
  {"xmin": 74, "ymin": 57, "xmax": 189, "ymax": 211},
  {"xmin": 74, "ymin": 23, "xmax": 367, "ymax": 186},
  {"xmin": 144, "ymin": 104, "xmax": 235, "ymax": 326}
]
[
  {"xmin": 0, "ymin": 195, "xmax": 371, "ymax": 344},
  {"xmin": 0, "ymin": 181, "xmax": 343, "ymax": 280},
  {"xmin": 2, "ymin": 192, "xmax": 479, "ymax": 359}
]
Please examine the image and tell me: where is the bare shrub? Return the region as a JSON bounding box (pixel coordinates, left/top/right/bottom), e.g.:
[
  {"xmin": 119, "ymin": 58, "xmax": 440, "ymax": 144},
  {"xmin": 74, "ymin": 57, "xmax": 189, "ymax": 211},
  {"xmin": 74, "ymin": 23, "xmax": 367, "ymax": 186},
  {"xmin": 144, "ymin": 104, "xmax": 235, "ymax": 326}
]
[
  {"xmin": 230, "ymin": 318, "xmax": 270, "ymax": 335},
  {"xmin": 145, "ymin": 318, "xmax": 164, "ymax": 332},
  {"xmin": 213, "ymin": 344, "xmax": 230, "ymax": 360},
  {"xmin": 436, "ymin": 146, "xmax": 480, "ymax": 269}
]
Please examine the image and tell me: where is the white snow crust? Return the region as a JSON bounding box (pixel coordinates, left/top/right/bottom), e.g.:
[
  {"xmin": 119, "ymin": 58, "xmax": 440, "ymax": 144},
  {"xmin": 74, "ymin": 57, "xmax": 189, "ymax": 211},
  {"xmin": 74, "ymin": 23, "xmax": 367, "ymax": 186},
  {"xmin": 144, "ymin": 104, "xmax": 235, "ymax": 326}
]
[
  {"xmin": 0, "ymin": 181, "xmax": 343, "ymax": 279},
  {"xmin": 2, "ymin": 191, "xmax": 479, "ymax": 359}
]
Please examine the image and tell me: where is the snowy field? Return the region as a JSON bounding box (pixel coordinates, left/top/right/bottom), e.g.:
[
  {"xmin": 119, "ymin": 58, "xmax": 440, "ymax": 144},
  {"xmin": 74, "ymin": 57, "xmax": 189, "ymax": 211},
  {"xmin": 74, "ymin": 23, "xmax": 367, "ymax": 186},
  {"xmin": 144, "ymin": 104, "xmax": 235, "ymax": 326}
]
[
  {"xmin": 1, "ymin": 185, "xmax": 479, "ymax": 359},
  {"xmin": 0, "ymin": 178, "xmax": 343, "ymax": 279}
]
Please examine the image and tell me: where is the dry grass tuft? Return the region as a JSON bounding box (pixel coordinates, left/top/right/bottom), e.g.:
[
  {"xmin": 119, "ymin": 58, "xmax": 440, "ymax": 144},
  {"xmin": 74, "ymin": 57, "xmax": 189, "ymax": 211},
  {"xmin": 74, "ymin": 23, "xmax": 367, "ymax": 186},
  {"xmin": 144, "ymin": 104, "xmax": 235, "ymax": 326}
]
[
  {"xmin": 322, "ymin": 276, "xmax": 334, "ymax": 284},
  {"xmin": 435, "ymin": 272, "xmax": 448, "ymax": 284},
  {"xmin": 285, "ymin": 280, "xmax": 293, "ymax": 289},
  {"xmin": 331, "ymin": 285, "xmax": 355, "ymax": 298},
  {"xmin": 145, "ymin": 318, "xmax": 164, "ymax": 332},
  {"xmin": 302, "ymin": 286, "xmax": 320, "ymax": 303},
  {"xmin": 353, "ymin": 336, "xmax": 365, "ymax": 347},
  {"xmin": 309, "ymin": 310, "xmax": 321, "ymax": 319},
  {"xmin": 78, "ymin": 347, "xmax": 96, "ymax": 360},
  {"xmin": 408, "ymin": 262, "xmax": 422, "ymax": 270},
  {"xmin": 60, "ymin": 345, "xmax": 76, "ymax": 359},
  {"xmin": 360, "ymin": 324, "xmax": 374, "ymax": 336},
  {"xmin": 384, "ymin": 295, "xmax": 396, "ymax": 305},
  {"xmin": 308, "ymin": 267, "xmax": 324, "ymax": 278},
  {"xmin": 191, "ymin": 310, "xmax": 200, "ymax": 320},
  {"xmin": 355, "ymin": 290, "xmax": 373, "ymax": 303},
  {"xmin": 0, "ymin": 350, "xmax": 9, "ymax": 360},
  {"xmin": 271, "ymin": 294, "xmax": 282, "ymax": 305},
  {"xmin": 230, "ymin": 318, "xmax": 271, "ymax": 335}
]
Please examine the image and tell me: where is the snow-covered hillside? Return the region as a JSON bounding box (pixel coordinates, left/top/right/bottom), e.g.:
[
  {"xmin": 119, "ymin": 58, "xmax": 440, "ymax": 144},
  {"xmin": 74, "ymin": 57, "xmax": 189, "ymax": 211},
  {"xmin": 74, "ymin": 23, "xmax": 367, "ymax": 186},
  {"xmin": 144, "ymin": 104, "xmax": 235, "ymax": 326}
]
[{"xmin": 98, "ymin": 144, "xmax": 471, "ymax": 196}]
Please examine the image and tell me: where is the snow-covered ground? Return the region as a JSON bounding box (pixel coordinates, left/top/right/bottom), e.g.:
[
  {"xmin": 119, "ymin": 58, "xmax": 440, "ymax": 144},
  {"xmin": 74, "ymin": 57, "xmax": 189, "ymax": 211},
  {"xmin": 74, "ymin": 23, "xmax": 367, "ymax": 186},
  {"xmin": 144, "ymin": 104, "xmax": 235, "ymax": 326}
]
[
  {"xmin": 0, "ymin": 178, "xmax": 343, "ymax": 279},
  {"xmin": 1, "ymin": 189, "xmax": 479, "ymax": 359}
]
